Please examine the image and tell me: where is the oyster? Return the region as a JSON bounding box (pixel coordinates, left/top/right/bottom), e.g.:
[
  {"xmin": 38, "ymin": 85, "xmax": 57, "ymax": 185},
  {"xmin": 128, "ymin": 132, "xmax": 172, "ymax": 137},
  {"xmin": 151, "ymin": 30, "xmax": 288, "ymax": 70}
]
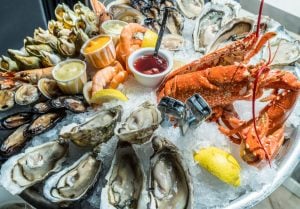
[
  {"xmin": 60, "ymin": 106, "xmax": 122, "ymax": 147},
  {"xmin": 108, "ymin": 3, "xmax": 145, "ymax": 24},
  {"xmin": 38, "ymin": 78, "xmax": 62, "ymax": 99},
  {"xmin": 76, "ymin": 15, "xmax": 99, "ymax": 37},
  {"xmin": 43, "ymin": 152, "xmax": 102, "ymax": 205},
  {"xmin": 40, "ymin": 51, "xmax": 62, "ymax": 67},
  {"xmin": 0, "ymin": 112, "xmax": 33, "ymax": 130},
  {"xmin": 34, "ymin": 28, "xmax": 59, "ymax": 50},
  {"xmin": 7, "ymin": 49, "xmax": 41, "ymax": 70},
  {"xmin": 0, "ymin": 140, "xmax": 68, "ymax": 195},
  {"xmin": 161, "ymin": 34, "xmax": 185, "ymax": 51},
  {"xmin": 193, "ymin": 2, "xmax": 238, "ymax": 52},
  {"xmin": 25, "ymin": 44, "xmax": 53, "ymax": 57},
  {"xmin": 0, "ymin": 90, "xmax": 15, "ymax": 111},
  {"xmin": 48, "ymin": 20, "xmax": 64, "ymax": 35},
  {"xmin": 57, "ymin": 38, "xmax": 76, "ymax": 57},
  {"xmin": 207, "ymin": 17, "xmax": 255, "ymax": 53},
  {"xmin": 177, "ymin": 0, "xmax": 204, "ymax": 19},
  {"xmin": 0, "ymin": 124, "xmax": 30, "ymax": 158},
  {"xmin": 14, "ymin": 84, "xmax": 39, "ymax": 105},
  {"xmin": 115, "ymin": 101, "xmax": 162, "ymax": 144},
  {"xmin": 55, "ymin": 3, "xmax": 71, "ymax": 22},
  {"xmin": 149, "ymin": 136, "xmax": 193, "ymax": 209},
  {"xmin": 63, "ymin": 97, "xmax": 86, "ymax": 113},
  {"xmin": 101, "ymin": 142, "xmax": 145, "ymax": 209},
  {"xmin": 24, "ymin": 110, "xmax": 66, "ymax": 137},
  {"xmin": 0, "ymin": 55, "xmax": 19, "ymax": 72}
]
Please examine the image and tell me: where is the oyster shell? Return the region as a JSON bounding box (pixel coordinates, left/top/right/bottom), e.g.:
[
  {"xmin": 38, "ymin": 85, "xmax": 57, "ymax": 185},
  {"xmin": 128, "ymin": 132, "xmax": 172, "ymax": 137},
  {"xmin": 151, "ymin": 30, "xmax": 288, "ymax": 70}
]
[
  {"xmin": 0, "ymin": 90, "xmax": 15, "ymax": 111},
  {"xmin": 43, "ymin": 152, "xmax": 102, "ymax": 205},
  {"xmin": 25, "ymin": 44, "xmax": 53, "ymax": 57},
  {"xmin": 177, "ymin": 0, "xmax": 204, "ymax": 19},
  {"xmin": 60, "ymin": 106, "xmax": 122, "ymax": 147},
  {"xmin": 40, "ymin": 51, "xmax": 62, "ymax": 67},
  {"xmin": 0, "ymin": 112, "xmax": 33, "ymax": 130},
  {"xmin": 207, "ymin": 17, "xmax": 256, "ymax": 53},
  {"xmin": 76, "ymin": 15, "xmax": 99, "ymax": 37},
  {"xmin": 0, "ymin": 55, "xmax": 19, "ymax": 72},
  {"xmin": 0, "ymin": 140, "xmax": 68, "ymax": 195},
  {"xmin": 38, "ymin": 78, "xmax": 62, "ymax": 99},
  {"xmin": 115, "ymin": 101, "xmax": 162, "ymax": 144},
  {"xmin": 100, "ymin": 141, "xmax": 145, "ymax": 209},
  {"xmin": 161, "ymin": 34, "xmax": 185, "ymax": 51},
  {"xmin": 108, "ymin": 3, "xmax": 145, "ymax": 24},
  {"xmin": 149, "ymin": 136, "xmax": 193, "ymax": 209},
  {"xmin": 57, "ymin": 38, "xmax": 76, "ymax": 57},
  {"xmin": 14, "ymin": 84, "xmax": 39, "ymax": 105},
  {"xmin": 193, "ymin": 2, "xmax": 239, "ymax": 52},
  {"xmin": 55, "ymin": 3, "xmax": 71, "ymax": 22},
  {"xmin": 7, "ymin": 49, "xmax": 41, "ymax": 70},
  {"xmin": 24, "ymin": 110, "xmax": 66, "ymax": 137},
  {"xmin": 34, "ymin": 28, "xmax": 59, "ymax": 50}
]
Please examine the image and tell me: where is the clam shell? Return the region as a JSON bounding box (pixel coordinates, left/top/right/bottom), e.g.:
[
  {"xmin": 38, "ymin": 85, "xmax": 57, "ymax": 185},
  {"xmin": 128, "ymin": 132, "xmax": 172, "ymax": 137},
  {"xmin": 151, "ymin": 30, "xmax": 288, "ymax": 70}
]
[
  {"xmin": 115, "ymin": 101, "xmax": 162, "ymax": 144},
  {"xmin": 0, "ymin": 140, "xmax": 68, "ymax": 195}
]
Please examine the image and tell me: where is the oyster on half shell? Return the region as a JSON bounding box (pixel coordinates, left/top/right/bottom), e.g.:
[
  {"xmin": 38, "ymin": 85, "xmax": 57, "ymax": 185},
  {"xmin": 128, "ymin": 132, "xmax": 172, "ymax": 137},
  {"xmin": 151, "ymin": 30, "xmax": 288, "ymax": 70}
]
[
  {"xmin": 43, "ymin": 152, "xmax": 102, "ymax": 206},
  {"xmin": 100, "ymin": 142, "xmax": 146, "ymax": 209},
  {"xmin": 177, "ymin": 0, "xmax": 204, "ymax": 19},
  {"xmin": 107, "ymin": 3, "xmax": 145, "ymax": 24},
  {"xmin": 193, "ymin": 2, "xmax": 239, "ymax": 52},
  {"xmin": 115, "ymin": 101, "xmax": 162, "ymax": 144},
  {"xmin": 60, "ymin": 105, "xmax": 122, "ymax": 147},
  {"xmin": 0, "ymin": 140, "xmax": 68, "ymax": 195},
  {"xmin": 149, "ymin": 136, "xmax": 193, "ymax": 209}
]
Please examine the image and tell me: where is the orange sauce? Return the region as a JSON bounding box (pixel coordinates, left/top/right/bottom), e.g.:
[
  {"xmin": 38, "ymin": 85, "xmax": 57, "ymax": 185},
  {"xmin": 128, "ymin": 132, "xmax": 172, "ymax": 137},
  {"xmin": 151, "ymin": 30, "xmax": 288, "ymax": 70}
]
[{"xmin": 84, "ymin": 36, "xmax": 110, "ymax": 53}]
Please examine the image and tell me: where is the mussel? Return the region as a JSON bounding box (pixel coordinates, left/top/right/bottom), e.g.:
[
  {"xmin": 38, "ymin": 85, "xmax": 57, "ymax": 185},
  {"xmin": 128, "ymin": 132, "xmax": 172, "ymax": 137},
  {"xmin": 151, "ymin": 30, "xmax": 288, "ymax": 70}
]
[
  {"xmin": 0, "ymin": 90, "xmax": 15, "ymax": 112},
  {"xmin": 24, "ymin": 111, "xmax": 66, "ymax": 137},
  {"xmin": 0, "ymin": 140, "xmax": 68, "ymax": 195},
  {"xmin": 115, "ymin": 101, "xmax": 162, "ymax": 144},
  {"xmin": 14, "ymin": 84, "xmax": 40, "ymax": 106},
  {"xmin": 32, "ymin": 102, "xmax": 54, "ymax": 114},
  {"xmin": 63, "ymin": 97, "xmax": 86, "ymax": 113},
  {"xmin": 0, "ymin": 112, "xmax": 33, "ymax": 130}
]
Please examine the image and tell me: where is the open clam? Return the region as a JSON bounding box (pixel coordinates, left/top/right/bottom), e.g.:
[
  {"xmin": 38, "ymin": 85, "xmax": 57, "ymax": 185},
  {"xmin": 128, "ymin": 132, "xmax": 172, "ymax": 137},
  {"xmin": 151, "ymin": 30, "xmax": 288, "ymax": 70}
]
[
  {"xmin": 115, "ymin": 101, "xmax": 162, "ymax": 144},
  {"xmin": 60, "ymin": 106, "xmax": 122, "ymax": 147},
  {"xmin": 14, "ymin": 84, "xmax": 39, "ymax": 106},
  {"xmin": 0, "ymin": 112, "xmax": 33, "ymax": 130},
  {"xmin": 177, "ymin": 0, "xmax": 204, "ymax": 19},
  {"xmin": 0, "ymin": 140, "xmax": 68, "ymax": 195},
  {"xmin": 43, "ymin": 152, "xmax": 102, "ymax": 206},
  {"xmin": 100, "ymin": 141, "xmax": 146, "ymax": 209},
  {"xmin": 0, "ymin": 90, "xmax": 15, "ymax": 111},
  {"xmin": 193, "ymin": 2, "xmax": 239, "ymax": 52},
  {"xmin": 149, "ymin": 136, "xmax": 193, "ymax": 209}
]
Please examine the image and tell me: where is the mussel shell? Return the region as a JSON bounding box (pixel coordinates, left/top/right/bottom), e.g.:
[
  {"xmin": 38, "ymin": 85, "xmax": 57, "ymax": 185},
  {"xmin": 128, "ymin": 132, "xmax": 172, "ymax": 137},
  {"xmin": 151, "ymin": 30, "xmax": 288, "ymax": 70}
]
[
  {"xmin": 0, "ymin": 124, "xmax": 30, "ymax": 158},
  {"xmin": 32, "ymin": 102, "xmax": 54, "ymax": 114},
  {"xmin": 0, "ymin": 90, "xmax": 15, "ymax": 112},
  {"xmin": 0, "ymin": 112, "xmax": 34, "ymax": 130},
  {"xmin": 14, "ymin": 84, "xmax": 40, "ymax": 106},
  {"xmin": 63, "ymin": 97, "xmax": 86, "ymax": 113},
  {"xmin": 24, "ymin": 111, "xmax": 66, "ymax": 137},
  {"xmin": 49, "ymin": 96, "xmax": 68, "ymax": 109}
]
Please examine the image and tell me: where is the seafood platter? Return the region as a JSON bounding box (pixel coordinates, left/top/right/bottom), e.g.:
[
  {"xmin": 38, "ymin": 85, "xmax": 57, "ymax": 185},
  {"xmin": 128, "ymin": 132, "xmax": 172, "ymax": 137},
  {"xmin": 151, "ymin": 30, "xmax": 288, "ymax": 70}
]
[{"xmin": 0, "ymin": 0, "xmax": 300, "ymax": 208}]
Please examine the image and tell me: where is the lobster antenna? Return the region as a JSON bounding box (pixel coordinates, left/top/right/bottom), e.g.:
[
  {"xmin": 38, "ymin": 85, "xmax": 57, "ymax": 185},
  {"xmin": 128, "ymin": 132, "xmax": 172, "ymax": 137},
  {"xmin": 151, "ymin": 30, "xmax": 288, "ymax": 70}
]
[{"xmin": 256, "ymin": 0, "xmax": 265, "ymax": 38}]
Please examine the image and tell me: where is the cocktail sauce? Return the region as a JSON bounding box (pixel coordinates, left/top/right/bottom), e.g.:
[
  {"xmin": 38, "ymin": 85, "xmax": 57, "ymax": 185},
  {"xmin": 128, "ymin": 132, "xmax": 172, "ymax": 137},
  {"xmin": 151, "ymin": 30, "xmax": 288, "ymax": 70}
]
[{"xmin": 134, "ymin": 54, "xmax": 168, "ymax": 75}]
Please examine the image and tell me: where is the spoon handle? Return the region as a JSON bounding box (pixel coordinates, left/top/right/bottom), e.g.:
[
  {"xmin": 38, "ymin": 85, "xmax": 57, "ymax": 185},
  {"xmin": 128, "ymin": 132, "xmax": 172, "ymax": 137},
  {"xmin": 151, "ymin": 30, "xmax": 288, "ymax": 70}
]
[{"xmin": 154, "ymin": 8, "xmax": 169, "ymax": 56}]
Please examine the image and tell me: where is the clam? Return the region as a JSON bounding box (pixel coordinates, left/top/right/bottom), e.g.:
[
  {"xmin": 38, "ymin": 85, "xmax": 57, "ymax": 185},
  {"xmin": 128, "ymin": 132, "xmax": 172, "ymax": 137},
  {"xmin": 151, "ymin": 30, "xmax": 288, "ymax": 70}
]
[
  {"xmin": 193, "ymin": 2, "xmax": 238, "ymax": 52},
  {"xmin": 149, "ymin": 136, "xmax": 193, "ymax": 209},
  {"xmin": 32, "ymin": 102, "xmax": 53, "ymax": 114},
  {"xmin": 115, "ymin": 101, "xmax": 162, "ymax": 144},
  {"xmin": 7, "ymin": 49, "xmax": 41, "ymax": 70},
  {"xmin": 38, "ymin": 78, "xmax": 62, "ymax": 99},
  {"xmin": 24, "ymin": 110, "xmax": 66, "ymax": 137},
  {"xmin": 43, "ymin": 152, "xmax": 102, "ymax": 205},
  {"xmin": 0, "ymin": 55, "xmax": 19, "ymax": 72},
  {"xmin": 207, "ymin": 17, "xmax": 255, "ymax": 53},
  {"xmin": 0, "ymin": 124, "xmax": 30, "ymax": 158},
  {"xmin": 100, "ymin": 141, "xmax": 146, "ymax": 209},
  {"xmin": 63, "ymin": 97, "xmax": 86, "ymax": 113},
  {"xmin": 60, "ymin": 106, "xmax": 122, "ymax": 147},
  {"xmin": 177, "ymin": 0, "xmax": 204, "ymax": 19},
  {"xmin": 0, "ymin": 112, "xmax": 33, "ymax": 130},
  {"xmin": 161, "ymin": 34, "xmax": 185, "ymax": 51},
  {"xmin": 0, "ymin": 140, "xmax": 68, "ymax": 195},
  {"xmin": 0, "ymin": 90, "xmax": 15, "ymax": 111},
  {"xmin": 14, "ymin": 84, "xmax": 39, "ymax": 105},
  {"xmin": 108, "ymin": 3, "xmax": 145, "ymax": 24}
]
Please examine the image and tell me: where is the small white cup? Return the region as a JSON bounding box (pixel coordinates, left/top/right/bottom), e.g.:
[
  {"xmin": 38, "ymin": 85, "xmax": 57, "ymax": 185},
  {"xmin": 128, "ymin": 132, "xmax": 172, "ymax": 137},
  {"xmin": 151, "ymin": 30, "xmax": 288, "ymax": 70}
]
[{"xmin": 127, "ymin": 48, "xmax": 173, "ymax": 88}]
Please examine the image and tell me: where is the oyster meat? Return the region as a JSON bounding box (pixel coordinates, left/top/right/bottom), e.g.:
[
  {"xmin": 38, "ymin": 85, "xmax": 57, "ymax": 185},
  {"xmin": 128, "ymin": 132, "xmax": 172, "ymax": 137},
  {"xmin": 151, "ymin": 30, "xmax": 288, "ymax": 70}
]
[
  {"xmin": 177, "ymin": 0, "xmax": 204, "ymax": 19},
  {"xmin": 0, "ymin": 90, "xmax": 15, "ymax": 111},
  {"xmin": 0, "ymin": 124, "xmax": 30, "ymax": 158},
  {"xmin": 0, "ymin": 112, "xmax": 33, "ymax": 130},
  {"xmin": 193, "ymin": 2, "xmax": 239, "ymax": 52},
  {"xmin": 161, "ymin": 34, "xmax": 185, "ymax": 51},
  {"xmin": 207, "ymin": 17, "xmax": 255, "ymax": 53},
  {"xmin": 115, "ymin": 101, "xmax": 162, "ymax": 144},
  {"xmin": 24, "ymin": 111, "xmax": 66, "ymax": 137},
  {"xmin": 149, "ymin": 136, "xmax": 193, "ymax": 209},
  {"xmin": 0, "ymin": 141, "xmax": 68, "ymax": 195},
  {"xmin": 60, "ymin": 106, "xmax": 122, "ymax": 147},
  {"xmin": 43, "ymin": 152, "xmax": 102, "ymax": 205},
  {"xmin": 14, "ymin": 84, "xmax": 40, "ymax": 105},
  {"xmin": 101, "ymin": 142, "xmax": 145, "ymax": 209}
]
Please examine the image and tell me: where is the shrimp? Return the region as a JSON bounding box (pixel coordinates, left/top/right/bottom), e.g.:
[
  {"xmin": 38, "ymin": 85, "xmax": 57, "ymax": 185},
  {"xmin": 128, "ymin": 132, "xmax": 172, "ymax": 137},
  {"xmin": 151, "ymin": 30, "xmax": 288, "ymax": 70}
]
[
  {"xmin": 90, "ymin": 0, "xmax": 111, "ymax": 25},
  {"xmin": 92, "ymin": 61, "xmax": 128, "ymax": 95},
  {"xmin": 116, "ymin": 23, "xmax": 147, "ymax": 67}
]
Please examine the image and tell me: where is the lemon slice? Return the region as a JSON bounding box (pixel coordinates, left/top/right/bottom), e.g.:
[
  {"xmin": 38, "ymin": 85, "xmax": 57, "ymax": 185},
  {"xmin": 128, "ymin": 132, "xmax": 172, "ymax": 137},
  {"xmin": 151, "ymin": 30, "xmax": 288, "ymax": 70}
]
[
  {"xmin": 91, "ymin": 89, "xmax": 128, "ymax": 104},
  {"xmin": 142, "ymin": 30, "xmax": 158, "ymax": 48},
  {"xmin": 194, "ymin": 147, "xmax": 241, "ymax": 187}
]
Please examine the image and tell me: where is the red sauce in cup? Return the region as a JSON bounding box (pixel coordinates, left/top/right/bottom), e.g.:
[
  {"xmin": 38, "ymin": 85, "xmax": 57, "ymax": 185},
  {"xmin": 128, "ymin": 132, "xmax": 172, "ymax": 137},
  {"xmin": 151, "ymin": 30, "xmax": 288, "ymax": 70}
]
[{"xmin": 134, "ymin": 54, "xmax": 168, "ymax": 75}]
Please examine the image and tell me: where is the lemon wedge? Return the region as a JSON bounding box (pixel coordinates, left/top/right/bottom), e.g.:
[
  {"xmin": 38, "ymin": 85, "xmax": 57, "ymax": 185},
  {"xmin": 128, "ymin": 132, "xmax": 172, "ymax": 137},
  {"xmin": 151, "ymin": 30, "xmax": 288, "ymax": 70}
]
[
  {"xmin": 142, "ymin": 30, "xmax": 158, "ymax": 48},
  {"xmin": 194, "ymin": 147, "xmax": 241, "ymax": 187},
  {"xmin": 91, "ymin": 89, "xmax": 128, "ymax": 104}
]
